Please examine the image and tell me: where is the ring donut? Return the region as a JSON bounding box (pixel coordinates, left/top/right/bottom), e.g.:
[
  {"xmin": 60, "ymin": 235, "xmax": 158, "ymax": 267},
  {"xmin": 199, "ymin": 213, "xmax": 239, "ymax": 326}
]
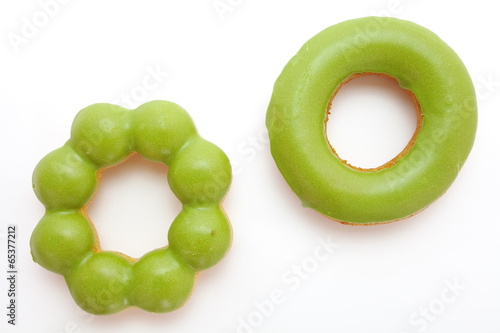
[
  {"xmin": 30, "ymin": 101, "xmax": 232, "ymax": 314},
  {"xmin": 266, "ymin": 17, "xmax": 477, "ymax": 225}
]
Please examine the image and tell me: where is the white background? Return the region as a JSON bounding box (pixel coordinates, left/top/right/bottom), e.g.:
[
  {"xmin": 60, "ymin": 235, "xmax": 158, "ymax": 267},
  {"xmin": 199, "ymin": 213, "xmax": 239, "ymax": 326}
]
[{"xmin": 1, "ymin": 0, "xmax": 499, "ymax": 332}]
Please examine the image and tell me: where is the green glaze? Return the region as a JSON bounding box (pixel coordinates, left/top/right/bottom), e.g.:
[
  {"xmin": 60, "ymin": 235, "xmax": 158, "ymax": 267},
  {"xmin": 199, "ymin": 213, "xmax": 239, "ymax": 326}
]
[
  {"xmin": 266, "ymin": 17, "xmax": 477, "ymax": 224},
  {"xmin": 168, "ymin": 137, "xmax": 231, "ymax": 205},
  {"xmin": 168, "ymin": 206, "xmax": 232, "ymax": 270},
  {"xmin": 65, "ymin": 252, "xmax": 132, "ymax": 315},
  {"xmin": 71, "ymin": 103, "xmax": 131, "ymax": 167},
  {"xmin": 132, "ymin": 101, "xmax": 198, "ymax": 163},
  {"xmin": 31, "ymin": 100, "xmax": 232, "ymax": 314},
  {"xmin": 32, "ymin": 144, "xmax": 97, "ymax": 209},
  {"xmin": 129, "ymin": 248, "xmax": 195, "ymax": 313},
  {"xmin": 30, "ymin": 211, "xmax": 95, "ymax": 275}
]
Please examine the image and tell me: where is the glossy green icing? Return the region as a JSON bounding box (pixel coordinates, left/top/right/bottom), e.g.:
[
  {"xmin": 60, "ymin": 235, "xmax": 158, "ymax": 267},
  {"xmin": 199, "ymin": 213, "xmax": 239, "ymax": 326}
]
[
  {"xmin": 168, "ymin": 206, "xmax": 232, "ymax": 270},
  {"xmin": 266, "ymin": 17, "xmax": 477, "ymax": 224},
  {"xmin": 31, "ymin": 100, "xmax": 232, "ymax": 314},
  {"xmin": 30, "ymin": 211, "xmax": 95, "ymax": 275},
  {"xmin": 32, "ymin": 144, "xmax": 97, "ymax": 209},
  {"xmin": 129, "ymin": 248, "xmax": 195, "ymax": 313}
]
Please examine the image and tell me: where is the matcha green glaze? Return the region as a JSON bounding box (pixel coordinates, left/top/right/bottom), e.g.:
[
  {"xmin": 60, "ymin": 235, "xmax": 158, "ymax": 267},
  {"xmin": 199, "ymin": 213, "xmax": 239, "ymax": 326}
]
[
  {"xmin": 30, "ymin": 211, "xmax": 95, "ymax": 275},
  {"xmin": 266, "ymin": 17, "xmax": 477, "ymax": 224},
  {"xmin": 168, "ymin": 206, "xmax": 232, "ymax": 270},
  {"xmin": 31, "ymin": 100, "xmax": 232, "ymax": 314},
  {"xmin": 33, "ymin": 144, "xmax": 97, "ymax": 209},
  {"xmin": 129, "ymin": 248, "xmax": 195, "ymax": 313}
]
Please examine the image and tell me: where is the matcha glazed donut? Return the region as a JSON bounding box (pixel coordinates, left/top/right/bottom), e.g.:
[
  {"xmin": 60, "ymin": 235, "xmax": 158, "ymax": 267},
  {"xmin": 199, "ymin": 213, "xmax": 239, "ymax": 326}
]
[
  {"xmin": 266, "ymin": 17, "xmax": 477, "ymax": 225},
  {"xmin": 31, "ymin": 101, "xmax": 232, "ymax": 314}
]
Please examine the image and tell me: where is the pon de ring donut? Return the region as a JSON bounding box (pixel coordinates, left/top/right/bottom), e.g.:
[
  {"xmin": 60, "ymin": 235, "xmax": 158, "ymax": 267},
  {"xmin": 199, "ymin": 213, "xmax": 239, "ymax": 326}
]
[
  {"xmin": 266, "ymin": 17, "xmax": 477, "ymax": 225},
  {"xmin": 30, "ymin": 100, "xmax": 232, "ymax": 314}
]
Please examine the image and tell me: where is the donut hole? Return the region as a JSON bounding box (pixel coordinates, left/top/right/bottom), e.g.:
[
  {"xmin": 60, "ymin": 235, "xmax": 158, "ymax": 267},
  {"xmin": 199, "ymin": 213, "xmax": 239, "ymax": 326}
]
[
  {"xmin": 326, "ymin": 73, "xmax": 421, "ymax": 170},
  {"xmin": 86, "ymin": 154, "xmax": 181, "ymax": 259}
]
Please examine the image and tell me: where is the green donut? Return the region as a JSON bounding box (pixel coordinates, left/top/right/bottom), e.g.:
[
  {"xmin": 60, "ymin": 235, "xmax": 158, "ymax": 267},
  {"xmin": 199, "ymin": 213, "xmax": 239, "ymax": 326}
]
[
  {"xmin": 31, "ymin": 100, "xmax": 232, "ymax": 314},
  {"xmin": 266, "ymin": 17, "xmax": 477, "ymax": 225}
]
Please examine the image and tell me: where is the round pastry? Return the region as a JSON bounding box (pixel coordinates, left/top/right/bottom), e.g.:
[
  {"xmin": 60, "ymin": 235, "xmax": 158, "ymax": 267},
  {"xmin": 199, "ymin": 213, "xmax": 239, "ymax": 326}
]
[
  {"xmin": 266, "ymin": 17, "xmax": 477, "ymax": 225},
  {"xmin": 30, "ymin": 100, "xmax": 232, "ymax": 314}
]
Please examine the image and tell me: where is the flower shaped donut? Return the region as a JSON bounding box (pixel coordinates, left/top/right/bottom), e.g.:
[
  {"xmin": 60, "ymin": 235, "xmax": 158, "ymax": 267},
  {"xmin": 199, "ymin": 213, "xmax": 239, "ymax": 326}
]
[{"xmin": 30, "ymin": 100, "xmax": 232, "ymax": 315}]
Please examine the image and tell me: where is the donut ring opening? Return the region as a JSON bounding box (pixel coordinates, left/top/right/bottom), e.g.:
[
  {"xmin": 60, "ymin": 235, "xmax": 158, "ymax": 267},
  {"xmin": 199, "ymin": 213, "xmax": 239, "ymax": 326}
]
[{"xmin": 325, "ymin": 72, "xmax": 424, "ymax": 172}]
